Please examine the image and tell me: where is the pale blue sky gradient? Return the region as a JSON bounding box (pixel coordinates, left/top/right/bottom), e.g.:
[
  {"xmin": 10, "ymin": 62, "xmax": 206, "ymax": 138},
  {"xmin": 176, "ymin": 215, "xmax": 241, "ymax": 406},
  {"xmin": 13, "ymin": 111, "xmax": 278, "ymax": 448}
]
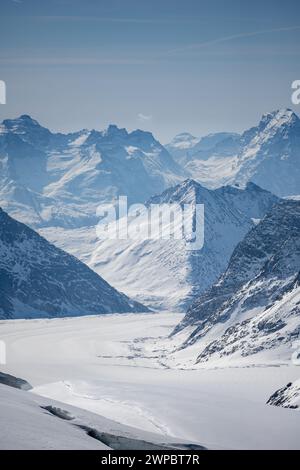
[{"xmin": 0, "ymin": 0, "xmax": 300, "ymax": 141}]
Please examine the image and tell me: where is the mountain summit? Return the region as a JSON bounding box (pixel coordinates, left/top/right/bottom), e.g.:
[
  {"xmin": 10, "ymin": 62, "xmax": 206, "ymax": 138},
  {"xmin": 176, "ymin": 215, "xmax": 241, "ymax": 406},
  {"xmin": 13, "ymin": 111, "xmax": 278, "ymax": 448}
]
[{"xmin": 83, "ymin": 179, "xmax": 279, "ymax": 311}]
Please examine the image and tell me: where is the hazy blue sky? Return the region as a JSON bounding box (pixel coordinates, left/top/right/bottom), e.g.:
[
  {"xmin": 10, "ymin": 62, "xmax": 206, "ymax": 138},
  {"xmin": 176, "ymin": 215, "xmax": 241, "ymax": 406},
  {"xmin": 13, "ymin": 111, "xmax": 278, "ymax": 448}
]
[{"xmin": 0, "ymin": 0, "xmax": 300, "ymax": 141}]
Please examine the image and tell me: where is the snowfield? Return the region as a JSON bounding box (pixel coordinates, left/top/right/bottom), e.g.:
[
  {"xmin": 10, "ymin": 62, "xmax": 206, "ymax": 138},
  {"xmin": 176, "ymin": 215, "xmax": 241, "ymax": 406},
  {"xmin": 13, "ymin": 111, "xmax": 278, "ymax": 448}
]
[
  {"xmin": 0, "ymin": 381, "xmax": 205, "ymax": 450},
  {"xmin": 1, "ymin": 312, "xmax": 300, "ymax": 450}
]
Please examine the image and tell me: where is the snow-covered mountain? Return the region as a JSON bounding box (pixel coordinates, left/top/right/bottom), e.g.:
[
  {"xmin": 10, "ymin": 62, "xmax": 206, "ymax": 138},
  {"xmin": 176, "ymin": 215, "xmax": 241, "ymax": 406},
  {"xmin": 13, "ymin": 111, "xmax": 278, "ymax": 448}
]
[
  {"xmin": 0, "ymin": 208, "xmax": 147, "ymax": 319},
  {"xmin": 0, "ymin": 115, "xmax": 185, "ymax": 228},
  {"xmin": 166, "ymin": 132, "xmax": 240, "ymax": 165},
  {"xmin": 168, "ymin": 109, "xmax": 300, "ymax": 197},
  {"xmin": 1, "ymin": 109, "xmax": 298, "ymax": 231},
  {"xmin": 173, "ymin": 199, "xmax": 300, "ymax": 365},
  {"xmin": 233, "ymin": 109, "xmax": 300, "ymax": 196},
  {"xmin": 192, "ymin": 132, "xmax": 240, "ymax": 156},
  {"xmin": 48, "ymin": 179, "xmax": 278, "ymax": 311},
  {"xmin": 165, "ymin": 132, "xmax": 200, "ymax": 165}
]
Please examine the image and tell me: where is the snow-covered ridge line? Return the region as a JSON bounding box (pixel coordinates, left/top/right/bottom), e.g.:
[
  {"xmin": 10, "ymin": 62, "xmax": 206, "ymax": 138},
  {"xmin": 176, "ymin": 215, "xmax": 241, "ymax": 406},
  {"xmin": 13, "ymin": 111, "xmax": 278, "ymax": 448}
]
[
  {"xmin": 171, "ymin": 199, "xmax": 300, "ymax": 366},
  {"xmin": 167, "ymin": 108, "xmax": 300, "ymax": 198},
  {"xmin": 0, "ymin": 114, "xmax": 185, "ymax": 229},
  {"xmin": 0, "ymin": 207, "xmax": 148, "ymax": 319}
]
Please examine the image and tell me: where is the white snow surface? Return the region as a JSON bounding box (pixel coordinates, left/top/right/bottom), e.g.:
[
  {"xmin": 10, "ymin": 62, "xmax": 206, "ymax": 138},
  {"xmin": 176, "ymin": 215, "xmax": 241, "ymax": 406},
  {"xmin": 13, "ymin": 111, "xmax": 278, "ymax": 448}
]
[
  {"xmin": 0, "ymin": 379, "xmax": 196, "ymax": 450},
  {"xmin": 1, "ymin": 312, "xmax": 300, "ymax": 450},
  {"xmin": 0, "ymin": 384, "xmax": 110, "ymax": 450}
]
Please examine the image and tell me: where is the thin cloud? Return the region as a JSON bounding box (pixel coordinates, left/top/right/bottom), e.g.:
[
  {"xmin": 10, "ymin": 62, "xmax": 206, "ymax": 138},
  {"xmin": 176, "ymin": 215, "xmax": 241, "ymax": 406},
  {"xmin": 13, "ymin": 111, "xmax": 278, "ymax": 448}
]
[
  {"xmin": 138, "ymin": 113, "xmax": 152, "ymax": 122},
  {"xmin": 166, "ymin": 25, "xmax": 300, "ymax": 55},
  {"xmin": 29, "ymin": 15, "xmax": 193, "ymax": 25},
  {"xmin": 0, "ymin": 57, "xmax": 156, "ymax": 66}
]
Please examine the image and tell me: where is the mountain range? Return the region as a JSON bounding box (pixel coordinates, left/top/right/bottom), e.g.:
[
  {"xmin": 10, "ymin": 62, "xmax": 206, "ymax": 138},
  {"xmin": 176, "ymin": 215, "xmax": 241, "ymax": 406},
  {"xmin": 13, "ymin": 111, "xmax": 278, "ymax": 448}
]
[
  {"xmin": 0, "ymin": 109, "xmax": 299, "ymax": 324},
  {"xmin": 167, "ymin": 109, "xmax": 300, "ymax": 197},
  {"xmin": 0, "ymin": 115, "xmax": 184, "ymax": 228},
  {"xmin": 1, "ymin": 108, "xmax": 299, "ymax": 235}
]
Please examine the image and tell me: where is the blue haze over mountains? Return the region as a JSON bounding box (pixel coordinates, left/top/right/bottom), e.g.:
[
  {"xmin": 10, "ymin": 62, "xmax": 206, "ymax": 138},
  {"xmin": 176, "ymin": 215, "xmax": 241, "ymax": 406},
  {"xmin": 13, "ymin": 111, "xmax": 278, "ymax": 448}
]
[
  {"xmin": 0, "ymin": 108, "xmax": 299, "ymax": 328},
  {"xmin": 0, "ymin": 108, "xmax": 299, "ymax": 231}
]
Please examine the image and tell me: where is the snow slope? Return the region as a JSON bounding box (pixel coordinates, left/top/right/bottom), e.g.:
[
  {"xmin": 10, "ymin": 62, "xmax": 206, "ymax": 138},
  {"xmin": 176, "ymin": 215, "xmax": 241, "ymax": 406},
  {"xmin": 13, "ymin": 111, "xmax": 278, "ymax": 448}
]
[
  {"xmin": 40, "ymin": 179, "xmax": 278, "ymax": 311},
  {"xmin": 0, "ymin": 382, "xmax": 203, "ymax": 450},
  {"xmin": 0, "ymin": 384, "xmax": 109, "ymax": 450},
  {"xmin": 171, "ymin": 199, "xmax": 300, "ymax": 366},
  {"xmin": 0, "ymin": 208, "xmax": 147, "ymax": 319},
  {"xmin": 1, "ymin": 313, "xmax": 300, "ymax": 449}
]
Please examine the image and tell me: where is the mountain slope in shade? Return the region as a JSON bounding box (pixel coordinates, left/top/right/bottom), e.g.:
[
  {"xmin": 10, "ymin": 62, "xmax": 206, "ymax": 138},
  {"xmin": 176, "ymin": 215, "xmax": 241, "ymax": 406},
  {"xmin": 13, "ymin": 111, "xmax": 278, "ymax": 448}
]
[
  {"xmin": 0, "ymin": 208, "xmax": 148, "ymax": 319},
  {"xmin": 171, "ymin": 109, "xmax": 300, "ymax": 197},
  {"xmin": 47, "ymin": 179, "xmax": 278, "ymax": 312},
  {"xmin": 173, "ymin": 200, "xmax": 300, "ymax": 365},
  {"xmin": 0, "ymin": 115, "xmax": 185, "ymax": 228}
]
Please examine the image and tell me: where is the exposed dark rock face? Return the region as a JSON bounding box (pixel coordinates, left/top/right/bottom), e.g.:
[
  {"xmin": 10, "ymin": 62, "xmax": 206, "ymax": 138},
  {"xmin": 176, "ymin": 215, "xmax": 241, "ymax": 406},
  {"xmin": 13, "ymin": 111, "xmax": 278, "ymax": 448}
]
[
  {"xmin": 174, "ymin": 200, "xmax": 300, "ymax": 364},
  {"xmin": 0, "ymin": 208, "xmax": 148, "ymax": 319}
]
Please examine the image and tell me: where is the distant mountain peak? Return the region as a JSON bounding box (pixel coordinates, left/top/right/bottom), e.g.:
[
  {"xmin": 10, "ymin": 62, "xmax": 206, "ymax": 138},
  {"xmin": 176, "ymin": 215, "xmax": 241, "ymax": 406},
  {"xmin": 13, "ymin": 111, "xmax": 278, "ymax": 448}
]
[
  {"xmin": 259, "ymin": 108, "xmax": 299, "ymax": 129},
  {"xmin": 149, "ymin": 178, "xmax": 277, "ymax": 207},
  {"xmin": 180, "ymin": 177, "xmax": 201, "ymax": 189},
  {"xmin": 170, "ymin": 132, "xmax": 198, "ymax": 142},
  {"xmin": 176, "ymin": 132, "xmax": 197, "ymax": 138},
  {"xmin": 19, "ymin": 114, "xmax": 34, "ymax": 121},
  {"xmin": 3, "ymin": 114, "xmax": 43, "ymax": 129},
  {"xmin": 129, "ymin": 128, "xmax": 156, "ymax": 142},
  {"xmin": 221, "ymin": 181, "xmax": 273, "ymax": 193},
  {"xmin": 100, "ymin": 125, "xmax": 157, "ymax": 143},
  {"xmin": 147, "ymin": 178, "xmax": 208, "ymax": 206},
  {"xmin": 244, "ymin": 181, "xmax": 266, "ymax": 192},
  {"xmin": 103, "ymin": 124, "xmax": 128, "ymax": 138},
  {"xmin": 166, "ymin": 133, "xmax": 199, "ymax": 156},
  {"xmin": 1, "ymin": 114, "xmax": 52, "ymax": 150}
]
